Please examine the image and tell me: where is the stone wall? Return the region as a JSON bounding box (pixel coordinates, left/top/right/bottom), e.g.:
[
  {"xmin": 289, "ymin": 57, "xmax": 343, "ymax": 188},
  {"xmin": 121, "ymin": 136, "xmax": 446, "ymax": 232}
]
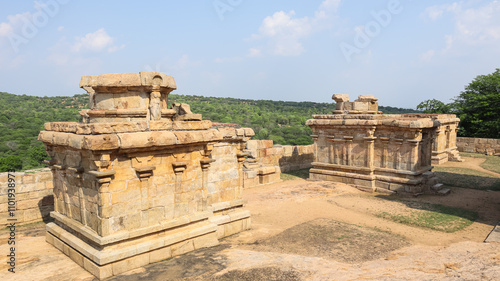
[
  {"xmin": 245, "ymin": 140, "xmax": 314, "ymax": 172},
  {"xmin": 457, "ymin": 137, "xmax": 500, "ymax": 155},
  {"xmin": 0, "ymin": 169, "xmax": 54, "ymax": 226}
]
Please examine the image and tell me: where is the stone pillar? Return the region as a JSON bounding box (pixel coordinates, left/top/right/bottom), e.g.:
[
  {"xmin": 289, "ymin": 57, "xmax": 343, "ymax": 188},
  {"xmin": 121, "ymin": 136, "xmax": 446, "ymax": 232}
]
[
  {"xmin": 69, "ymin": 167, "xmax": 86, "ymax": 226},
  {"xmin": 364, "ymin": 137, "xmax": 376, "ymax": 169},
  {"xmin": 311, "ymin": 135, "xmax": 319, "ymax": 162},
  {"xmin": 394, "ymin": 139, "xmax": 404, "ymax": 170},
  {"xmin": 333, "ymin": 139, "xmax": 343, "ymax": 164},
  {"xmin": 364, "ymin": 127, "xmax": 376, "ymax": 169},
  {"xmin": 433, "ymin": 129, "xmax": 441, "ymax": 152},
  {"xmin": 380, "ymin": 137, "xmax": 390, "ymax": 168},
  {"xmin": 408, "ymin": 141, "xmax": 420, "ymax": 171},
  {"xmin": 452, "ymin": 126, "xmax": 459, "ymax": 149},
  {"xmin": 344, "ymin": 136, "xmax": 353, "ymax": 166},
  {"xmin": 408, "ymin": 130, "xmax": 422, "ymax": 171},
  {"xmin": 444, "ymin": 126, "xmax": 451, "ymax": 150},
  {"xmin": 236, "ymin": 152, "xmax": 248, "ymax": 199},
  {"xmin": 327, "ymin": 136, "xmax": 335, "ymax": 164},
  {"xmin": 200, "ymin": 159, "xmax": 215, "ymax": 211},
  {"xmin": 135, "ymin": 166, "xmax": 155, "ymax": 210}
]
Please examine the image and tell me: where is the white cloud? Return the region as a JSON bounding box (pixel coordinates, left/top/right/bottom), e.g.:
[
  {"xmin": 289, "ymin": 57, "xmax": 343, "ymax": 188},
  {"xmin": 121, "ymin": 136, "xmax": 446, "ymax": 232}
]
[
  {"xmin": 426, "ymin": 1, "xmax": 500, "ymax": 53},
  {"xmin": 423, "ymin": 3, "xmax": 460, "ymax": 21},
  {"xmin": 247, "ymin": 48, "xmax": 261, "ymax": 57},
  {"xmin": 316, "ymin": 0, "xmax": 341, "ymax": 19},
  {"xmin": 0, "ymin": 11, "xmax": 35, "ymax": 39},
  {"xmin": 0, "ymin": 22, "xmax": 13, "ymax": 36},
  {"xmin": 454, "ymin": 1, "xmax": 500, "ymax": 43},
  {"xmin": 420, "ymin": 50, "xmax": 435, "ymax": 62},
  {"xmin": 57, "ymin": 26, "xmax": 64, "ymax": 31},
  {"xmin": 71, "ymin": 28, "xmax": 123, "ymax": 53},
  {"xmin": 251, "ymin": 0, "xmax": 341, "ymax": 56}
]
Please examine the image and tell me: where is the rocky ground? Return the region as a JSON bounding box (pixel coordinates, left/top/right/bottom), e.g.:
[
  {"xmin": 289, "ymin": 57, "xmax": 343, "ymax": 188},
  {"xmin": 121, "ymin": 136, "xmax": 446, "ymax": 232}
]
[{"xmin": 1, "ymin": 156, "xmax": 500, "ymax": 281}]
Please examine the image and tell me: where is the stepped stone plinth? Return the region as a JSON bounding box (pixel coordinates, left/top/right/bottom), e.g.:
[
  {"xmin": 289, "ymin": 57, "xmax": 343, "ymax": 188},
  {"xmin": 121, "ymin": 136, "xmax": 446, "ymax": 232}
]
[{"xmin": 38, "ymin": 72, "xmax": 254, "ymax": 279}]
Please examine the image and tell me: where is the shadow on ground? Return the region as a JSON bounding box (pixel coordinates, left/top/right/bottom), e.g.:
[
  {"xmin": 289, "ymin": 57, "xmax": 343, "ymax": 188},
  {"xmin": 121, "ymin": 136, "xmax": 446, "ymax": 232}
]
[
  {"xmin": 108, "ymin": 243, "xmax": 303, "ymax": 281},
  {"xmin": 434, "ymin": 171, "xmax": 500, "ymax": 191}
]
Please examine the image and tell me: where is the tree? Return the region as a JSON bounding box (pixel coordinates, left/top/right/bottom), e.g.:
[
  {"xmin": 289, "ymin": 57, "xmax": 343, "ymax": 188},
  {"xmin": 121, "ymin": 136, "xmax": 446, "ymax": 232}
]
[
  {"xmin": 416, "ymin": 99, "xmax": 450, "ymax": 114},
  {"xmin": 454, "ymin": 69, "xmax": 500, "ymax": 138},
  {"xmin": 0, "ymin": 155, "xmax": 22, "ymax": 172}
]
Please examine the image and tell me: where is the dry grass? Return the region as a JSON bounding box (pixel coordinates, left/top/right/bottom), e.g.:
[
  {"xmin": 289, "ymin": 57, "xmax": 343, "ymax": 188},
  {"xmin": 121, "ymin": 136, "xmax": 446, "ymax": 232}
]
[
  {"xmin": 460, "ymin": 152, "xmax": 500, "ymax": 174},
  {"xmin": 376, "ymin": 201, "xmax": 478, "ymax": 233}
]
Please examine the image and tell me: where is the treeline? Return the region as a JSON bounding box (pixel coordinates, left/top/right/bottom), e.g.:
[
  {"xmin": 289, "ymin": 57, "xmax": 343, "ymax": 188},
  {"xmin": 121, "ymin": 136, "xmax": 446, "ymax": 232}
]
[
  {"xmin": 0, "ymin": 92, "xmax": 88, "ymax": 171},
  {"xmin": 170, "ymin": 94, "xmax": 416, "ymax": 145},
  {"xmin": 0, "ymin": 91, "xmax": 416, "ymax": 172},
  {"xmin": 417, "ymin": 68, "xmax": 500, "ymax": 139}
]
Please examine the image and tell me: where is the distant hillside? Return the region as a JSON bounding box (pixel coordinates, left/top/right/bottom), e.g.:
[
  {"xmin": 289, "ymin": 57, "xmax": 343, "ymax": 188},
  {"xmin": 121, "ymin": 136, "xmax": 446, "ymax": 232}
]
[{"xmin": 0, "ymin": 91, "xmax": 418, "ymax": 172}]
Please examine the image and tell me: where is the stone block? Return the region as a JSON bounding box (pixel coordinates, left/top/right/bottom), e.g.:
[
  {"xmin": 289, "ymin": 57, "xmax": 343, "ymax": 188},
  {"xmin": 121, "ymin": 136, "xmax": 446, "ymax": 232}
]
[
  {"xmin": 149, "ymin": 246, "xmax": 172, "ymax": 264},
  {"xmin": 82, "ymin": 134, "xmax": 120, "ymax": 150},
  {"xmin": 193, "ymin": 232, "xmax": 219, "ymax": 249},
  {"xmin": 224, "ymin": 219, "xmax": 243, "ymax": 237},
  {"xmin": 112, "ymin": 252, "xmax": 150, "ymax": 276},
  {"xmin": 478, "ymin": 138, "xmax": 488, "ymax": 144},
  {"xmin": 16, "ymin": 198, "xmax": 41, "ymax": 210},
  {"xmin": 171, "ymin": 240, "xmax": 195, "ymax": 257}
]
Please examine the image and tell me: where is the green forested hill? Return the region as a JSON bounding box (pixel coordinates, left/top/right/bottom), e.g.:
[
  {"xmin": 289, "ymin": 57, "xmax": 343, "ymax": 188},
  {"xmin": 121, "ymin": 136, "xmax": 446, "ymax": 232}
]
[{"xmin": 0, "ymin": 91, "xmax": 417, "ymax": 172}]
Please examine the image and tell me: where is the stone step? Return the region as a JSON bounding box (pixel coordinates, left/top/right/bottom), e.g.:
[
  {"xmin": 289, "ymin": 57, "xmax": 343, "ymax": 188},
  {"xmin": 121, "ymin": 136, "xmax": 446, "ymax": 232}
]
[
  {"xmin": 431, "ymin": 183, "xmax": 444, "ymax": 191},
  {"xmin": 437, "ymin": 188, "xmax": 451, "ymax": 196}
]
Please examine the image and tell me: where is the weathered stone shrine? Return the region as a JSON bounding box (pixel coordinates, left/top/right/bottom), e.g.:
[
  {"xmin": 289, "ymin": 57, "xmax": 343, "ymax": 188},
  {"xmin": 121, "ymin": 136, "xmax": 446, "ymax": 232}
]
[
  {"xmin": 38, "ymin": 72, "xmax": 253, "ymax": 279},
  {"xmin": 307, "ymin": 94, "xmax": 445, "ymax": 194},
  {"xmin": 401, "ymin": 114, "xmax": 463, "ymax": 164}
]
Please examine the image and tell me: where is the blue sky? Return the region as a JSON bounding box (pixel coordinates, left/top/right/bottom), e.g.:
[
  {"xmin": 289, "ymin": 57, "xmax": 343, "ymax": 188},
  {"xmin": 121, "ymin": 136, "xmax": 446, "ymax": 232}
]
[{"xmin": 0, "ymin": 0, "xmax": 499, "ymax": 108}]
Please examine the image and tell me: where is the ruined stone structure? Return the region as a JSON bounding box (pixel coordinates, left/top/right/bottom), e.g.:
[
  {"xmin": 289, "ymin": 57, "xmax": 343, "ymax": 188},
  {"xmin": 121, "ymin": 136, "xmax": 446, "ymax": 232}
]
[
  {"xmin": 401, "ymin": 114, "xmax": 463, "ymax": 164},
  {"xmin": 38, "ymin": 72, "xmax": 253, "ymax": 279},
  {"xmin": 242, "ymin": 140, "xmax": 314, "ymax": 187},
  {"xmin": 307, "ymin": 94, "xmax": 444, "ymax": 194}
]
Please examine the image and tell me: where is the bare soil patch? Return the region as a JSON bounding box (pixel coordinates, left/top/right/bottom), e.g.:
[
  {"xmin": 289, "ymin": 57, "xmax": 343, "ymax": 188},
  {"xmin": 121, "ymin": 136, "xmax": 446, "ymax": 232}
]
[
  {"xmin": 203, "ymin": 267, "xmax": 303, "ymax": 281},
  {"xmin": 328, "ymin": 194, "xmax": 478, "ymax": 232},
  {"xmin": 251, "ymin": 218, "xmax": 408, "ymax": 263}
]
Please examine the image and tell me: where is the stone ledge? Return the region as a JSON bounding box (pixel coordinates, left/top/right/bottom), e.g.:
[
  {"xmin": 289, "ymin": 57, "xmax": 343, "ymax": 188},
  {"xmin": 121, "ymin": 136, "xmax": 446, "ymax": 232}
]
[
  {"xmin": 50, "ymin": 210, "xmax": 212, "ymax": 246},
  {"xmin": 47, "ymin": 222, "xmax": 219, "ymax": 279},
  {"xmin": 211, "ymin": 199, "xmax": 247, "ymax": 212},
  {"xmin": 44, "ymin": 120, "xmax": 214, "ymax": 134},
  {"xmin": 312, "ymin": 162, "xmax": 432, "ymax": 176},
  {"xmin": 257, "ymin": 166, "xmax": 276, "ymax": 175},
  {"xmin": 310, "ymin": 168, "xmax": 426, "ymax": 185},
  {"xmin": 47, "ymin": 219, "xmax": 217, "ymax": 265},
  {"xmin": 39, "ymin": 130, "xmax": 224, "ymax": 151}
]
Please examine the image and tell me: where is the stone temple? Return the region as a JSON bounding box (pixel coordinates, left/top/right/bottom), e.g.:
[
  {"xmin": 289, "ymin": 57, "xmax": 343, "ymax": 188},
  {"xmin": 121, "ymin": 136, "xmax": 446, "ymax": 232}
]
[
  {"xmin": 38, "ymin": 72, "xmax": 253, "ymax": 279},
  {"xmin": 306, "ymin": 94, "xmax": 457, "ymax": 194}
]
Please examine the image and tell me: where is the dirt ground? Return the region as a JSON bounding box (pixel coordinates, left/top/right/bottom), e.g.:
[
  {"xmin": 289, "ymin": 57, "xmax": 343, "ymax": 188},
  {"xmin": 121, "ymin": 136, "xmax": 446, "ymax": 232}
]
[{"xmin": 1, "ymin": 156, "xmax": 500, "ymax": 280}]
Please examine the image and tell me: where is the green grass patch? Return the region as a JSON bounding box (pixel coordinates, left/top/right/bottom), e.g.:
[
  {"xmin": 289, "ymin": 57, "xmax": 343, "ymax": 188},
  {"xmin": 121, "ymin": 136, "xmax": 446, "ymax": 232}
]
[
  {"xmin": 280, "ymin": 168, "xmax": 310, "ymax": 181},
  {"xmin": 433, "ymin": 166, "xmax": 500, "ymax": 191},
  {"xmin": 460, "ymin": 152, "xmax": 500, "ymax": 174},
  {"xmin": 377, "ymin": 202, "xmax": 478, "ymax": 233}
]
